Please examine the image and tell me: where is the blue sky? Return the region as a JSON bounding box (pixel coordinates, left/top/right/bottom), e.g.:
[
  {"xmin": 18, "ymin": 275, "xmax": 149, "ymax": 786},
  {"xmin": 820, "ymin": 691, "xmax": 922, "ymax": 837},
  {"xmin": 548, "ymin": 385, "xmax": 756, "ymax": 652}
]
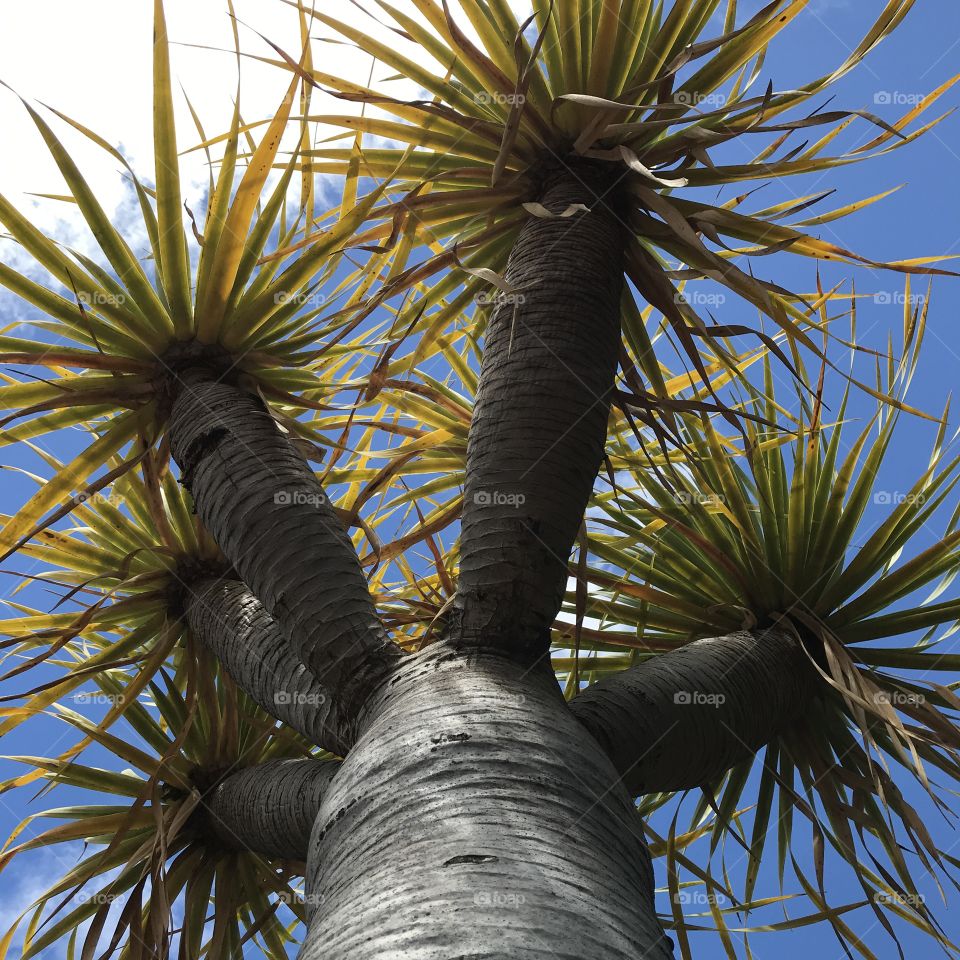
[
  {"xmin": 655, "ymin": 5, "xmax": 960, "ymax": 956},
  {"xmin": 1, "ymin": 1, "xmax": 960, "ymax": 957}
]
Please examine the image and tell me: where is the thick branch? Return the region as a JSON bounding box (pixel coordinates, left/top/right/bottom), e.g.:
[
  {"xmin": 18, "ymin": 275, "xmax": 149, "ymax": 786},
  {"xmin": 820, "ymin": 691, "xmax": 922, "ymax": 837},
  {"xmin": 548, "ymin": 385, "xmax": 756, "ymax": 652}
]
[
  {"xmin": 169, "ymin": 370, "xmax": 402, "ymax": 721},
  {"xmin": 452, "ymin": 161, "xmax": 625, "ymax": 661},
  {"xmin": 570, "ymin": 627, "xmax": 814, "ymax": 795},
  {"xmin": 185, "ymin": 579, "xmax": 350, "ymax": 756},
  {"xmin": 202, "ymin": 758, "xmax": 339, "ymax": 861}
]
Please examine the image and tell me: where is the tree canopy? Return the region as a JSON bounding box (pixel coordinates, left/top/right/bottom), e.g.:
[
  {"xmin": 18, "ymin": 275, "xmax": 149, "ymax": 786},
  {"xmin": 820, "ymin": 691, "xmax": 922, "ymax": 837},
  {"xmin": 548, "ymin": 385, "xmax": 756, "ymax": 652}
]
[{"xmin": 0, "ymin": 1, "xmax": 959, "ymax": 957}]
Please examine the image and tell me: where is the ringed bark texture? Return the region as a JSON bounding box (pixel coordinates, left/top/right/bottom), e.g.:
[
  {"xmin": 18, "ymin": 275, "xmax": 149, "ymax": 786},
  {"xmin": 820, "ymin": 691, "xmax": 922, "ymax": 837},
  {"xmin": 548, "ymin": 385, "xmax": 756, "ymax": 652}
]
[
  {"xmin": 202, "ymin": 758, "xmax": 339, "ymax": 861},
  {"xmin": 186, "ymin": 579, "xmax": 350, "ymax": 756},
  {"xmin": 453, "ymin": 162, "xmax": 626, "ymax": 661},
  {"xmin": 301, "ymin": 644, "xmax": 673, "ymax": 960},
  {"xmin": 570, "ymin": 627, "xmax": 814, "ymax": 795},
  {"xmin": 169, "ymin": 370, "xmax": 401, "ymax": 718}
]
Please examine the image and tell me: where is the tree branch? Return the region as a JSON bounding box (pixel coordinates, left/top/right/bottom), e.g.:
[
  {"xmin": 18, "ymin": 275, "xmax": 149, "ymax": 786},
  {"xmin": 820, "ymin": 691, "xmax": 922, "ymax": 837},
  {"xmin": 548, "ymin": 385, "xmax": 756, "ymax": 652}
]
[
  {"xmin": 202, "ymin": 758, "xmax": 340, "ymax": 862},
  {"xmin": 452, "ymin": 161, "xmax": 625, "ymax": 662},
  {"xmin": 169, "ymin": 370, "xmax": 402, "ymax": 724},
  {"xmin": 569, "ymin": 626, "xmax": 814, "ymax": 795},
  {"xmin": 186, "ymin": 579, "xmax": 350, "ymax": 756}
]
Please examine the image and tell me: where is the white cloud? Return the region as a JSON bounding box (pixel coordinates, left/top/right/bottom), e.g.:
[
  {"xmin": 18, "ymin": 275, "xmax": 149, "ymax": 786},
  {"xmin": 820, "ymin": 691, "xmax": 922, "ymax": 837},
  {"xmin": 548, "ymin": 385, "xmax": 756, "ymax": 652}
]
[
  {"xmin": 0, "ymin": 0, "xmax": 537, "ymax": 289},
  {"xmin": 0, "ymin": 842, "xmax": 83, "ymax": 956}
]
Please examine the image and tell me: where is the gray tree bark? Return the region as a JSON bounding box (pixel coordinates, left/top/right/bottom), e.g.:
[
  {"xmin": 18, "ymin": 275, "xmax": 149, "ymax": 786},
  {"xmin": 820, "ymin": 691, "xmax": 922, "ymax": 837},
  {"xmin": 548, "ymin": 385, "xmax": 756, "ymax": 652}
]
[
  {"xmin": 301, "ymin": 644, "xmax": 674, "ymax": 960},
  {"xmin": 169, "ymin": 370, "xmax": 402, "ymax": 730},
  {"xmin": 185, "ymin": 579, "xmax": 350, "ymax": 756},
  {"xmin": 451, "ymin": 162, "xmax": 626, "ymax": 663},
  {"xmin": 570, "ymin": 627, "xmax": 814, "ymax": 795}
]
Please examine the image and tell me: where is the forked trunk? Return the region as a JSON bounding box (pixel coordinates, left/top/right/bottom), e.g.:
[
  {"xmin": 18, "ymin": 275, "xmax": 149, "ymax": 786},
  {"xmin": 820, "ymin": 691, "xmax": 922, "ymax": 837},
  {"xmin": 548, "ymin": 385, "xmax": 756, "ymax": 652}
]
[
  {"xmin": 300, "ymin": 644, "xmax": 673, "ymax": 960},
  {"xmin": 169, "ymin": 369, "xmax": 400, "ymax": 725}
]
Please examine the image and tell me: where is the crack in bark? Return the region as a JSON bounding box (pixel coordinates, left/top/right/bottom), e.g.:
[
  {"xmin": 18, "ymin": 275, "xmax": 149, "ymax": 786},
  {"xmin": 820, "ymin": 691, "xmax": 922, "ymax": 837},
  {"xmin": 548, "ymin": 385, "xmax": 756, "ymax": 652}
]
[
  {"xmin": 176, "ymin": 425, "xmax": 227, "ymax": 490},
  {"xmin": 443, "ymin": 854, "xmax": 499, "ymax": 866}
]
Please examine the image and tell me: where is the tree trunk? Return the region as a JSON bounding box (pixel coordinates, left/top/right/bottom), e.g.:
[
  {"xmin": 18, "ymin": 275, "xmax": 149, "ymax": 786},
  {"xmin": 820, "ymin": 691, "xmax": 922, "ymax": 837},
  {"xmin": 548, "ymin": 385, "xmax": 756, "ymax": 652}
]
[
  {"xmin": 201, "ymin": 758, "xmax": 339, "ymax": 861},
  {"xmin": 160, "ymin": 170, "xmax": 811, "ymax": 959},
  {"xmin": 169, "ymin": 370, "xmax": 401, "ymax": 726},
  {"xmin": 185, "ymin": 579, "xmax": 350, "ymax": 756},
  {"xmin": 570, "ymin": 626, "xmax": 814, "ymax": 795},
  {"xmin": 300, "ymin": 643, "xmax": 673, "ymax": 960},
  {"xmin": 452, "ymin": 162, "xmax": 625, "ymax": 662}
]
